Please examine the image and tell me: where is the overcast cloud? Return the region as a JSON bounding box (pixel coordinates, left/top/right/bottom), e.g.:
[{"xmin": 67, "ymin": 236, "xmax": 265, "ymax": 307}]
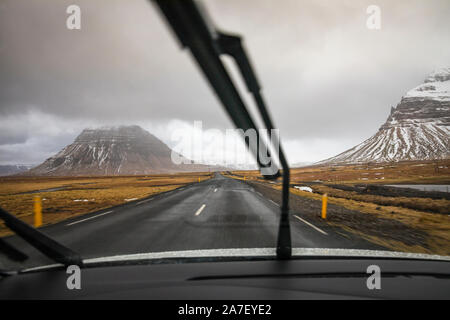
[{"xmin": 1, "ymin": 0, "xmax": 449, "ymax": 165}]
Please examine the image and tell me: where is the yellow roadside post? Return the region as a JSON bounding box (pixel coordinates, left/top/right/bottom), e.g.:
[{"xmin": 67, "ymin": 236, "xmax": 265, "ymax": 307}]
[
  {"xmin": 34, "ymin": 195, "xmax": 42, "ymax": 227},
  {"xmin": 198, "ymin": 177, "xmax": 201, "ymax": 183},
  {"xmin": 321, "ymin": 194, "xmax": 327, "ymax": 219}
]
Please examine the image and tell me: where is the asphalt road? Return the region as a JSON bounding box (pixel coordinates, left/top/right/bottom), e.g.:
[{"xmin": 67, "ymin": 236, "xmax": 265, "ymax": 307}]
[{"xmin": 1, "ymin": 173, "xmax": 381, "ymax": 269}]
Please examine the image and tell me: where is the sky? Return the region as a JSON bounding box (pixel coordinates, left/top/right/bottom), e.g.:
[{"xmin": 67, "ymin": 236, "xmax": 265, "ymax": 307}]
[{"xmin": 0, "ymin": 0, "xmax": 449, "ymax": 166}]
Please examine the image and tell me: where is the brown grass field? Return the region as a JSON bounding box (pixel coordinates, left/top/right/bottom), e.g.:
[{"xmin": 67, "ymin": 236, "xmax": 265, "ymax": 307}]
[
  {"xmin": 232, "ymin": 159, "xmax": 450, "ymax": 185},
  {"xmin": 0, "ymin": 172, "xmax": 212, "ymax": 237}
]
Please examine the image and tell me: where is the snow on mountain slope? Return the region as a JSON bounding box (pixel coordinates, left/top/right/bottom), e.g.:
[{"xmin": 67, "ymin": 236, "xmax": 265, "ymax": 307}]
[
  {"xmin": 24, "ymin": 125, "xmax": 218, "ymax": 176},
  {"xmin": 405, "ymin": 67, "xmax": 450, "ymax": 101},
  {"xmin": 318, "ymin": 68, "xmax": 450, "ymax": 164}
]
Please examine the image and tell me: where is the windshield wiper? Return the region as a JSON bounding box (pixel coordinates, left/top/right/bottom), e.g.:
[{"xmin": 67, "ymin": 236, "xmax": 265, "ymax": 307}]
[
  {"xmin": 151, "ymin": 0, "xmax": 291, "ymax": 259},
  {"xmin": 0, "ymin": 207, "xmax": 83, "ymax": 266}
]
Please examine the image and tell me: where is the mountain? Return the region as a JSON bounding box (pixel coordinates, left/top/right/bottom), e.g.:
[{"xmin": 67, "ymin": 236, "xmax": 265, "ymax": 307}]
[
  {"xmin": 318, "ymin": 68, "xmax": 450, "ymax": 165},
  {"xmin": 24, "ymin": 125, "xmax": 219, "ymax": 176},
  {"xmin": 0, "ymin": 164, "xmax": 35, "ymax": 176}
]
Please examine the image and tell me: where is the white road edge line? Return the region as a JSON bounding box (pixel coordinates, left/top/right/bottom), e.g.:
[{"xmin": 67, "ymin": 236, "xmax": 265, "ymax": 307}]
[
  {"xmin": 194, "ymin": 204, "xmax": 206, "ymax": 216},
  {"xmin": 214, "ymin": 188, "xmax": 218, "ymax": 192},
  {"xmin": 293, "ymin": 215, "xmax": 328, "ymax": 235},
  {"xmin": 137, "ymin": 198, "xmax": 153, "ymax": 205},
  {"xmin": 66, "ymin": 210, "xmax": 114, "ymax": 226}
]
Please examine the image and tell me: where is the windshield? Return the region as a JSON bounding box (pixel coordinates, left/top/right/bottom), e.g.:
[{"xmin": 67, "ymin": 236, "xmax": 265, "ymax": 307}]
[{"xmin": 0, "ymin": 0, "xmax": 449, "ymax": 271}]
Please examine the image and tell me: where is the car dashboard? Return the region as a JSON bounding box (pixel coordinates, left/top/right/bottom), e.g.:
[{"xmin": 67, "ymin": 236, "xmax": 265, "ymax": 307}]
[{"xmin": 1, "ymin": 257, "xmax": 449, "ymax": 299}]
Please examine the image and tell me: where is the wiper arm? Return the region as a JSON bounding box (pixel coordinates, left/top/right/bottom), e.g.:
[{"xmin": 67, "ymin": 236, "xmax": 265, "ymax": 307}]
[
  {"xmin": 152, "ymin": 0, "xmax": 291, "ymax": 259},
  {"xmin": 0, "ymin": 207, "xmax": 83, "ymax": 266},
  {"xmin": 216, "ymin": 32, "xmax": 291, "ymax": 259},
  {"xmin": 153, "ymin": 0, "xmax": 275, "ymax": 174}
]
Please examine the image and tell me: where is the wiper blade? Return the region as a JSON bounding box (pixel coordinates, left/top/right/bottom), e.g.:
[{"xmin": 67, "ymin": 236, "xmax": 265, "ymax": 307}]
[
  {"xmin": 152, "ymin": 0, "xmax": 291, "ymax": 259},
  {"xmin": 153, "ymin": 0, "xmax": 274, "ymax": 173},
  {"xmin": 0, "ymin": 206, "xmax": 83, "ymax": 266},
  {"xmin": 216, "ymin": 31, "xmax": 291, "ymax": 258}
]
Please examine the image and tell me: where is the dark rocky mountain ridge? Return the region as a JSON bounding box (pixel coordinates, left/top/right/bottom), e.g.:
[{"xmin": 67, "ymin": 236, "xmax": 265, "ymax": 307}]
[{"xmin": 24, "ymin": 125, "xmax": 220, "ymax": 175}]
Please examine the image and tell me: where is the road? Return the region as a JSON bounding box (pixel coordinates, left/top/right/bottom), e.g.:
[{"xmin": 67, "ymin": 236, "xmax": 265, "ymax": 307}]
[{"xmin": 1, "ymin": 173, "xmax": 381, "ymax": 269}]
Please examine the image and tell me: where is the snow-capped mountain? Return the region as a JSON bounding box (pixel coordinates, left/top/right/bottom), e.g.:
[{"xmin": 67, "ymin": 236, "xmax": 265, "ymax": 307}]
[
  {"xmin": 319, "ymin": 68, "xmax": 450, "ymax": 164},
  {"xmin": 24, "ymin": 125, "xmax": 218, "ymax": 175}
]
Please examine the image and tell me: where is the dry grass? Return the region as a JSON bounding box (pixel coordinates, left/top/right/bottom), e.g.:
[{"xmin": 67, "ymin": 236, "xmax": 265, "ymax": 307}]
[
  {"xmin": 230, "ymin": 159, "xmax": 450, "ymax": 185},
  {"xmin": 291, "ymin": 159, "xmax": 450, "ymax": 184},
  {"xmin": 309, "ymin": 184, "xmax": 449, "ymax": 214},
  {"xmin": 0, "ymin": 172, "xmax": 212, "ymax": 237},
  {"xmin": 286, "ymin": 188, "xmax": 450, "ymax": 255},
  {"xmin": 225, "ymin": 166, "xmax": 450, "ymax": 255}
]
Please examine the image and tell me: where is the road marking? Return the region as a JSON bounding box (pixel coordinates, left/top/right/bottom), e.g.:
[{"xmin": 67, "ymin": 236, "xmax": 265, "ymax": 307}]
[
  {"xmin": 214, "ymin": 188, "xmax": 218, "ymax": 192},
  {"xmin": 256, "ymin": 191, "xmax": 263, "ymax": 197},
  {"xmin": 269, "ymin": 199, "xmax": 280, "ymax": 207},
  {"xmin": 194, "ymin": 204, "xmax": 206, "ymax": 216},
  {"xmin": 66, "ymin": 211, "xmax": 113, "ymax": 226},
  {"xmin": 137, "ymin": 198, "xmax": 153, "ymax": 205},
  {"xmin": 293, "ymin": 215, "xmax": 328, "ymax": 235}
]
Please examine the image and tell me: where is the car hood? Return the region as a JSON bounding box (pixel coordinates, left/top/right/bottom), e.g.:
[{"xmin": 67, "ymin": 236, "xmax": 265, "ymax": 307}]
[{"xmin": 18, "ymin": 247, "xmax": 450, "ymax": 273}]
